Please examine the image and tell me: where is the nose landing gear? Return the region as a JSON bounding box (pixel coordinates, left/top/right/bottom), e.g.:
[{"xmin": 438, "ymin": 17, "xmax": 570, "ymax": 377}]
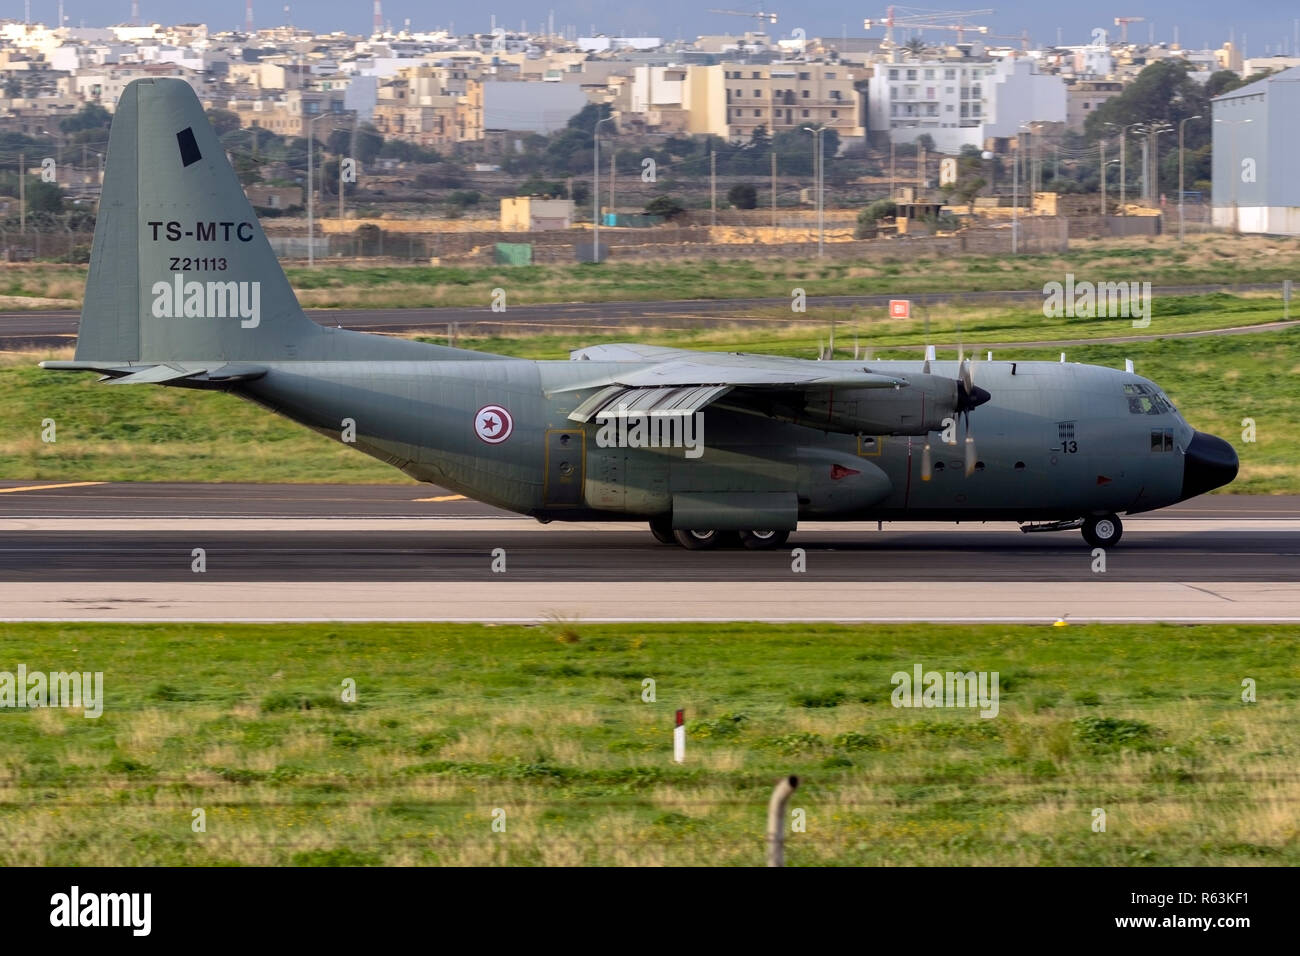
[{"xmin": 1081, "ymin": 513, "xmax": 1122, "ymax": 548}]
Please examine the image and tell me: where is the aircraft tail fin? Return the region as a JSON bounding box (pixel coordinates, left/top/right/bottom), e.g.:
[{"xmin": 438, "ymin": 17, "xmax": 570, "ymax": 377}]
[{"xmin": 74, "ymin": 77, "xmax": 327, "ymax": 364}]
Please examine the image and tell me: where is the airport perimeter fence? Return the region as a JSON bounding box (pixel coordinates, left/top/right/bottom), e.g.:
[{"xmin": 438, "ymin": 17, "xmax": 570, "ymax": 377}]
[
  {"xmin": 262, "ymin": 217, "xmax": 1072, "ymax": 266},
  {"xmin": 0, "ymin": 227, "xmax": 94, "ymax": 263},
  {"xmin": 0, "ymin": 210, "xmax": 1235, "ymax": 268}
]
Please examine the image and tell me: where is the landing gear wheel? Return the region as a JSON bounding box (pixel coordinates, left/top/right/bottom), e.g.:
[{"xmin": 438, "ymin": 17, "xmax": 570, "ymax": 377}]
[
  {"xmin": 673, "ymin": 529, "xmax": 723, "ymax": 550},
  {"xmin": 1081, "ymin": 513, "xmax": 1122, "ymax": 548},
  {"xmin": 649, "ymin": 517, "xmax": 674, "ymax": 545},
  {"xmin": 739, "ymin": 529, "xmax": 790, "ymax": 550}
]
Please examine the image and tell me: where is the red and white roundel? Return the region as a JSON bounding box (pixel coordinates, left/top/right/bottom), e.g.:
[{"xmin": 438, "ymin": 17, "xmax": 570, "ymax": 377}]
[{"xmin": 474, "ymin": 404, "xmax": 513, "ymax": 444}]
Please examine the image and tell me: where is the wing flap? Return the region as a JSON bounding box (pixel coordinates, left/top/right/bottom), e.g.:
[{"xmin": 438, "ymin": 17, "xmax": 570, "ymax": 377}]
[{"xmin": 568, "ymin": 384, "xmax": 733, "ymax": 423}]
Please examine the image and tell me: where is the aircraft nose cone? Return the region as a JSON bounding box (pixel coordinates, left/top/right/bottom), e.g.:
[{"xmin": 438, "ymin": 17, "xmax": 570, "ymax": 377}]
[{"xmin": 1181, "ymin": 431, "xmax": 1239, "ymax": 500}]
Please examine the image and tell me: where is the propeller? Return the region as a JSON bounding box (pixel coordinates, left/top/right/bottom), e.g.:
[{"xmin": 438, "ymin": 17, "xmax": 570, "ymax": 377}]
[
  {"xmin": 921, "ymin": 440, "xmax": 932, "ymax": 481},
  {"xmin": 955, "ymin": 357, "xmax": 990, "ymax": 477}
]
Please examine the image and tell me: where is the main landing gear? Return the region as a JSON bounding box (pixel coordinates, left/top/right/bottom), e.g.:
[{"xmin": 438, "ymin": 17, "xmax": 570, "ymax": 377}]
[{"xmin": 650, "ymin": 521, "xmax": 790, "ymax": 550}]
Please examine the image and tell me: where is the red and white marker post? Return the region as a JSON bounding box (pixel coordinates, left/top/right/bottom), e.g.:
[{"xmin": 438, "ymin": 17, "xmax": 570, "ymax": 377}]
[{"xmin": 673, "ymin": 709, "xmax": 685, "ymax": 763}]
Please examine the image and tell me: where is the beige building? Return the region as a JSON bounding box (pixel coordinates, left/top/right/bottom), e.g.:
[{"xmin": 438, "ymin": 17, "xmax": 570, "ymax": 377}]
[
  {"xmin": 229, "ymin": 89, "xmax": 350, "ymax": 137},
  {"xmin": 622, "ymin": 62, "xmax": 865, "ymax": 145},
  {"xmin": 245, "ymin": 184, "xmax": 302, "ymax": 209},
  {"xmin": 1066, "ymin": 80, "xmax": 1122, "ymax": 132},
  {"xmin": 720, "ymin": 61, "xmax": 866, "ymax": 146},
  {"xmin": 501, "ymin": 197, "xmax": 575, "ymax": 232},
  {"xmin": 373, "ymin": 95, "xmax": 459, "ymax": 147}
]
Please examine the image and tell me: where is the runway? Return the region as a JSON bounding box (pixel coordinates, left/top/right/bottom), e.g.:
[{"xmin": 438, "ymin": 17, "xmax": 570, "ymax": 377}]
[{"xmin": 0, "ymin": 482, "xmax": 1296, "ymax": 621}]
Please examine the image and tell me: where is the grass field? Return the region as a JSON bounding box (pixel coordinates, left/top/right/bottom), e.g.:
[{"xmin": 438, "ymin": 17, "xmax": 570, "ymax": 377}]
[
  {"xmin": 0, "ymin": 622, "xmax": 1294, "ymax": 866},
  {"xmin": 3, "ymin": 320, "xmax": 1294, "ymax": 492},
  {"xmin": 2, "ymin": 234, "xmax": 1299, "ymax": 311}
]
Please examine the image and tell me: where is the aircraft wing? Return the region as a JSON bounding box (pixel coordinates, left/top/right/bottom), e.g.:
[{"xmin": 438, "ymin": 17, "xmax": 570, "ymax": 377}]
[{"xmin": 563, "ymin": 346, "xmax": 909, "ymax": 423}]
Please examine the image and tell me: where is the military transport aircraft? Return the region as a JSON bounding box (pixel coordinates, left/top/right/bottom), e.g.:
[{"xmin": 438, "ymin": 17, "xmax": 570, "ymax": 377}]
[{"xmin": 43, "ymin": 79, "xmax": 1239, "ymax": 550}]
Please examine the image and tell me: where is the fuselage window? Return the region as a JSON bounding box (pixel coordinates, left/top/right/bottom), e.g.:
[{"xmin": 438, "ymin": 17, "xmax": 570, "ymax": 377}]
[{"xmin": 1151, "ymin": 428, "xmax": 1174, "ymax": 451}]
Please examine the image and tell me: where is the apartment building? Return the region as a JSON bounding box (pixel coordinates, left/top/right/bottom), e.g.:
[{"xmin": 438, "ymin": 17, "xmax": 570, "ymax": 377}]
[
  {"xmin": 229, "ymin": 88, "xmax": 349, "ymax": 136},
  {"xmin": 1066, "ymin": 80, "xmax": 1122, "ymax": 132},
  {"xmin": 721, "ymin": 61, "xmax": 866, "ymax": 147},
  {"xmin": 867, "ymin": 53, "xmax": 1065, "ymax": 152}
]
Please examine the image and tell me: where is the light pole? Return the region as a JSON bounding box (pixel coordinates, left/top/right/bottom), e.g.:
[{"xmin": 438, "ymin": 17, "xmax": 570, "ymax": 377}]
[
  {"xmin": 1145, "ymin": 124, "xmax": 1172, "ymax": 204},
  {"xmin": 1099, "ymin": 135, "xmax": 1106, "ymax": 216},
  {"xmin": 1012, "ymin": 123, "xmax": 1033, "ymax": 255},
  {"xmin": 1104, "ymin": 121, "xmax": 1145, "ymax": 213},
  {"xmin": 592, "ymin": 112, "xmax": 614, "ymax": 263},
  {"xmin": 1214, "ymin": 116, "xmax": 1251, "ymax": 235},
  {"xmin": 1178, "ymin": 115, "xmax": 1201, "ymax": 241},
  {"xmin": 305, "ymin": 111, "xmax": 354, "ymax": 266},
  {"xmin": 306, "ymin": 113, "xmax": 323, "ymax": 266},
  {"xmin": 802, "ymin": 125, "xmax": 829, "ymax": 257}
]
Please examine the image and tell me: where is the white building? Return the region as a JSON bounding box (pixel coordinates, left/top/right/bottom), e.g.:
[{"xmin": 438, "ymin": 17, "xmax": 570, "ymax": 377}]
[
  {"xmin": 480, "ymin": 80, "xmax": 588, "ymax": 134},
  {"xmin": 867, "ymin": 53, "xmax": 1066, "ymax": 153},
  {"xmin": 1211, "ymin": 66, "xmax": 1300, "ymax": 235}
]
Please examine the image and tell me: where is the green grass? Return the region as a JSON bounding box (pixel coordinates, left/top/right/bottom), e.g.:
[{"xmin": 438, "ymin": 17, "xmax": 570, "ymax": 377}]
[
  {"xmin": 0, "ymin": 622, "xmax": 1294, "ymax": 866},
  {"xmin": 3, "ymin": 233, "xmax": 1300, "ymax": 310}
]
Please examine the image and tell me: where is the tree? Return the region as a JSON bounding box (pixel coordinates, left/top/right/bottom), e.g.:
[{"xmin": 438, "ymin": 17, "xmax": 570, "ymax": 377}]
[
  {"xmin": 903, "ymin": 37, "xmax": 927, "ymax": 58},
  {"xmin": 727, "ymin": 183, "xmax": 758, "ymax": 209},
  {"xmin": 915, "ymin": 133, "xmax": 936, "ymax": 153},
  {"xmin": 1084, "ymin": 60, "xmax": 1207, "ymax": 145},
  {"xmin": 377, "ymin": 138, "xmax": 441, "ymax": 164},
  {"xmin": 566, "ymin": 102, "xmax": 612, "ymax": 135},
  {"xmin": 518, "ymin": 175, "xmax": 566, "ymax": 198},
  {"xmin": 351, "ymin": 125, "xmax": 384, "ymax": 164},
  {"xmin": 205, "ymin": 109, "xmax": 241, "ymax": 137},
  {"xmin": 59, "ymin": 103, "xmax": 111, "ymax": 134},
  {"xmin": 863, "ymin": 199, "xmax": 897, "ymax": 221},
  {"xmin": 27, "ymin": 180, "xmax": 65, "ymax": 213},
  {"xmin": 953, "ymin": 176, "xmax": 986, "ymax": 204},
  {"xmin": 645, "ymin": 195, "xmax": 686, "ymax": 220},
  {"xmin": 545, "ymin": 127, "xmax": 596, "ymax": 175},
  {"xmin": 773, "ymin": 128, "xmax": 839, "ymax": 176}
]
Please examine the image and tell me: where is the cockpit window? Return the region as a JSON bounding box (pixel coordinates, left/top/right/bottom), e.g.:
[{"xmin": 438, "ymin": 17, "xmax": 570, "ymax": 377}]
[{"xmin": 1124, "ymin": 382, "xmax": 1175, "ymax": 415}]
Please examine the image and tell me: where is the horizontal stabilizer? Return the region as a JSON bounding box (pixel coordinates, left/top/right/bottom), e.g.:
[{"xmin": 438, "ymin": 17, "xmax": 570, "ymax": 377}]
[
  {"xmin": 40, "ymin": 360, "xmax": 266, "ymax": 386},
  {"xmin": 105, "ymin": 364, "xmax": 203, "ymax": 385}
]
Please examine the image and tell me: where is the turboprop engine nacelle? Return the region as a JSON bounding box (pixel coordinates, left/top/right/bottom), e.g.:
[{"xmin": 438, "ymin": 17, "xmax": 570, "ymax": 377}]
[{"xmin": 791, "ymin": 372, "xmax": 987, "ymax": 437}]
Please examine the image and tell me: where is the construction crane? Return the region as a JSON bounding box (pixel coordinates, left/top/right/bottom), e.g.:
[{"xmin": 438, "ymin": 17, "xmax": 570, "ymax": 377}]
[
  {"xmin": 983, "ymin": 28, "xmax": 1031, "ymax": 51},
  {"xmin": 1113, "ymin": 16, "xmax": 1145, "ymax": 43},
  {"xmin": 708, "ymin": 8, "xmax": 778, "ymax": 27},
  {"xmin": 864, "ymin": 6, "xmax": 994, "ymax": 48}
]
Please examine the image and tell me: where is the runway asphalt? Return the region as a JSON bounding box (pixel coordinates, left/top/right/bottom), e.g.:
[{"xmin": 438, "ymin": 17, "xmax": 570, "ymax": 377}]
[{"xmin": 0, "ymin": 482, "xmax": 1295, "ymax": 587}]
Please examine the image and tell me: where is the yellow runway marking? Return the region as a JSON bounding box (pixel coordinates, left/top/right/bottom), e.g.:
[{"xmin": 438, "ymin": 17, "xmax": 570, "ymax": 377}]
[
  {"xmin": 0, "ymin": 481, "xmax": 106, "ymax": 494},
  {"xmin": 412, "ymin": 494, "xmax": 467, "ymax": 502}
]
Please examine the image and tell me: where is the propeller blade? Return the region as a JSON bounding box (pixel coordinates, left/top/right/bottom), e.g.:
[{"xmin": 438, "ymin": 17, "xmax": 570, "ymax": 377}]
[
  {"xmin": 921, "ymin": 442, "xmax": 932, "ymax": 481},
  {"xmin": 964, "ymin": 435, "xmax": 977, "ymax": 477}
]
